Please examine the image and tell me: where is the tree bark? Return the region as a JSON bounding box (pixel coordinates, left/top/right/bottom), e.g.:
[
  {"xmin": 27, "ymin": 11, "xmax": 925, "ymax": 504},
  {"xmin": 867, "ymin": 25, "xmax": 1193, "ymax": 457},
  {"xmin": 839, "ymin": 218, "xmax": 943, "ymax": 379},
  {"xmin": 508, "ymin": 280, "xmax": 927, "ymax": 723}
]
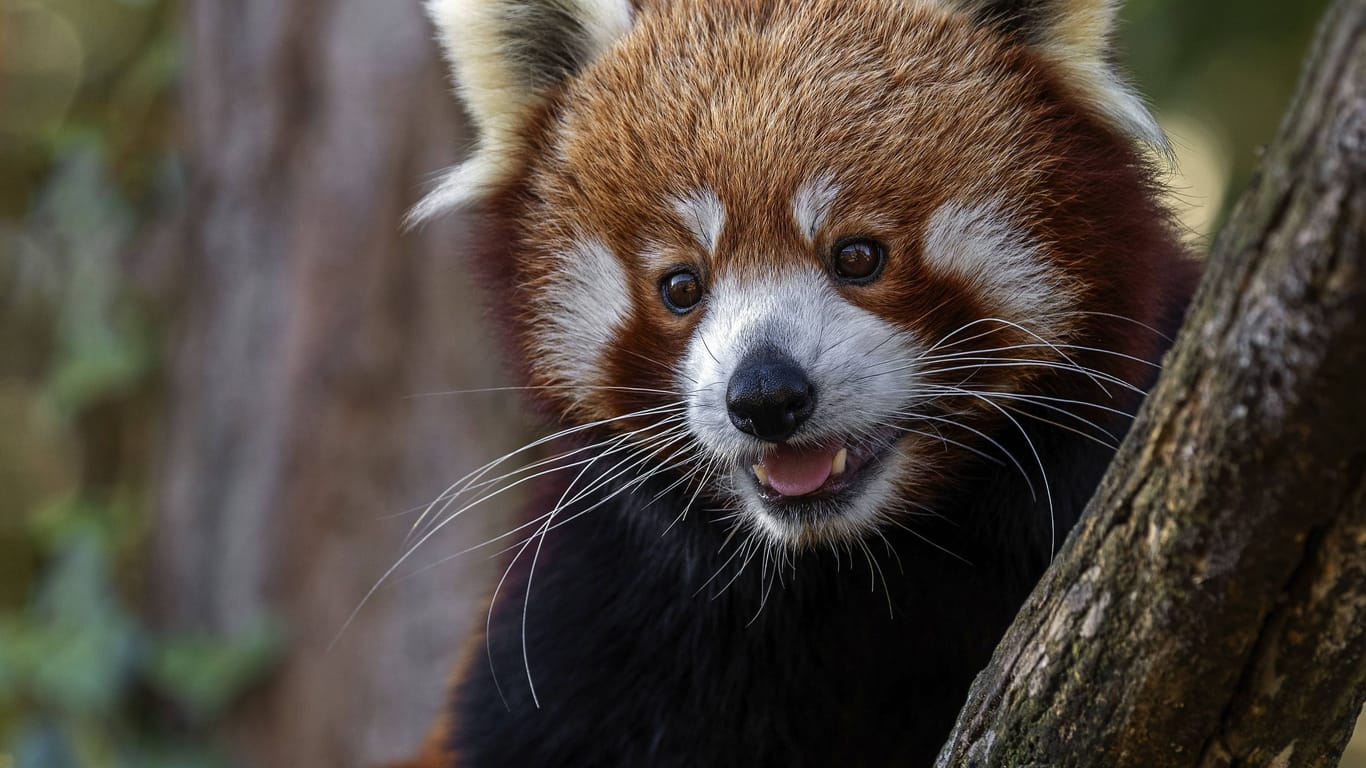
[
  {"xmin": 937, "ymin": 2, "xmax": 1366, "ymax": 766},
  {"xmin": 150, "ymin": 2, "xmax": 528, "ymax": 765}
]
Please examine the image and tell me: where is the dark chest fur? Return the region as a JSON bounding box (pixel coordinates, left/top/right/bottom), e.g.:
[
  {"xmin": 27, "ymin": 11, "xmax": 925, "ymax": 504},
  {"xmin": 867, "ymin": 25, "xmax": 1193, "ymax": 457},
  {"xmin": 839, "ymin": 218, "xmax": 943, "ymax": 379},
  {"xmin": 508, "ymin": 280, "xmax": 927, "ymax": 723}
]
[{"xmin": 447, "ymin": 413, "xmax": 1122, "ymax": 767}]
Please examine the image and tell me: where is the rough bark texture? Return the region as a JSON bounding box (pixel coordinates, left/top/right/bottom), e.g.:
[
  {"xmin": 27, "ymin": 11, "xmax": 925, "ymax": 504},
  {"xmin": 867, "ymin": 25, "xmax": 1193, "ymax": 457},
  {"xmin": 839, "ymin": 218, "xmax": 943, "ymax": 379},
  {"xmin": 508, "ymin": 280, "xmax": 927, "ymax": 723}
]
[
  {"xmin": 150, "ymin": 3, "xmax": 527, "ymax": 766},
  {"xmin": 937, "ymin": 2, "xmax": 1366, "ymax": 766}
]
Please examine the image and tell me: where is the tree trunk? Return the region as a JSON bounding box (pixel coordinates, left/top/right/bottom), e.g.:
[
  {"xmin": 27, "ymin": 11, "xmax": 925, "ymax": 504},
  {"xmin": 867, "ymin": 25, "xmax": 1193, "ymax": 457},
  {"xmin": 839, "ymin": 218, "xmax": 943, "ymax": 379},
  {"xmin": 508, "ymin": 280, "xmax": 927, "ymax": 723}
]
[
  {"xmin": 150, "ymin": 2, "xmax": 528, "ymax": 765},
  {"xmin": 937, "ymin": 1, "xmax": 1366, "ymax": 766}
]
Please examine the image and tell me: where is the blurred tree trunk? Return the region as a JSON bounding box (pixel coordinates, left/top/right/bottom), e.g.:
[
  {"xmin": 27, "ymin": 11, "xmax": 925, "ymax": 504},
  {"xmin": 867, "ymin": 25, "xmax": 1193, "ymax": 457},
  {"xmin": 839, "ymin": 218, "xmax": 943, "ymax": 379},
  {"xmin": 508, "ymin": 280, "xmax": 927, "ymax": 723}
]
[
  {"xmin": 149, "ymin": 2, "xmax": 527, "ymax": 765},
  {"xmin": 938, "ymin": 1, "xmax": 1365, "ymax": 765}
]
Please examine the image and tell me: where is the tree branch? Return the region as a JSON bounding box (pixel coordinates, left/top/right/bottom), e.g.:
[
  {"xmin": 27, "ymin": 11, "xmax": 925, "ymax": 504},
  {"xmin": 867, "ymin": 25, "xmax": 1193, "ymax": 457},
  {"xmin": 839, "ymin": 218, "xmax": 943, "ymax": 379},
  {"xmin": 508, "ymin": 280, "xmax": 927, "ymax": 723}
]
[{"xmin": 936, "ymin": 2, "xmax": 1366, "ymax": 766}]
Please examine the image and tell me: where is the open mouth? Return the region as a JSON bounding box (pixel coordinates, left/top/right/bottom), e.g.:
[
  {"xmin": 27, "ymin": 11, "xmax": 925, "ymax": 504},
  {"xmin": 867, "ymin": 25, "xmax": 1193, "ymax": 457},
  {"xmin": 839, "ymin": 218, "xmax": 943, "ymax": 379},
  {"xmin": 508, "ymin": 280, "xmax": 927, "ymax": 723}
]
[{"xmin": 748, "ymin": 428, "xmax": 899, "ymax": 508}]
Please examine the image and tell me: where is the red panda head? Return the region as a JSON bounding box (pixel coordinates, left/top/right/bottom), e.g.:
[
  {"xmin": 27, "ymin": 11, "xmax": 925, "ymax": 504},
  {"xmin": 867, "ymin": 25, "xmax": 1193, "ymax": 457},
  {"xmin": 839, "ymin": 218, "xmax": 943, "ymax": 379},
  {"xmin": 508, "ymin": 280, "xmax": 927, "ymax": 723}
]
[{"xmin": 420, "ymin": 0, "xmax": 1185, "ymax": 547}]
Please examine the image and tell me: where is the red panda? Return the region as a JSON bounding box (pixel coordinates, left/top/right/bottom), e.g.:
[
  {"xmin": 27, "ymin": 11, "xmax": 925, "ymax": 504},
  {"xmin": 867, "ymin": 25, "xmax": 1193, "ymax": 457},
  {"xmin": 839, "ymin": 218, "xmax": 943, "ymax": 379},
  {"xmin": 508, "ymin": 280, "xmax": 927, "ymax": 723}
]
[{"xmin": 399, "ymin": 0, "xmax": 1200, "ymax": 764}]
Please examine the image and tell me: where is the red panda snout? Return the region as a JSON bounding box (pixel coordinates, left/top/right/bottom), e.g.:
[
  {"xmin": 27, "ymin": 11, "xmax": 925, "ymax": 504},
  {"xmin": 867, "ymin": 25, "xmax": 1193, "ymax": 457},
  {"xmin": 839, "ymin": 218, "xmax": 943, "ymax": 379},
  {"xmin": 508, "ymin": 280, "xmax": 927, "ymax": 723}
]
[{"xmin": 679, "ymin": 264, "xmax": 928, "ymax": 546}]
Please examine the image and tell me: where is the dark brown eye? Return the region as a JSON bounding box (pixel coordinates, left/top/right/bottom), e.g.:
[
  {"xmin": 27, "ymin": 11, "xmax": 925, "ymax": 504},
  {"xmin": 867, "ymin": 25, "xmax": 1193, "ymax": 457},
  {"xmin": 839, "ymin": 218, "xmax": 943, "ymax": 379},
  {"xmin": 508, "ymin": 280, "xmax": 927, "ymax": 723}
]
[
  {"xmin": 661, "ymin": 268, "xmax": 703, "ymax": 313},
  {"xmin": 831, "ymin": 238, "xmax": 886, "ymax": 283}
]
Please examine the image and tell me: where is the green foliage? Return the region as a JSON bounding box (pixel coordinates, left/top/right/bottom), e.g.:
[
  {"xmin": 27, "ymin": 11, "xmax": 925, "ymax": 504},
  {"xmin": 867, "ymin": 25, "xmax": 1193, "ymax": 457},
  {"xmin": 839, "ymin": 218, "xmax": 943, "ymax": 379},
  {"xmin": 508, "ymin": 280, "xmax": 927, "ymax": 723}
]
[
  {"xmin": 0, "ymin": 141, "xmax": 280, "ymax": 761},
  {"xmin": 0, "ymin": 500, "xmax": 279, "ymax": 768},
  {"xmin": 1, "ymin": 2, "xmax": 278, "ymax": 765}
]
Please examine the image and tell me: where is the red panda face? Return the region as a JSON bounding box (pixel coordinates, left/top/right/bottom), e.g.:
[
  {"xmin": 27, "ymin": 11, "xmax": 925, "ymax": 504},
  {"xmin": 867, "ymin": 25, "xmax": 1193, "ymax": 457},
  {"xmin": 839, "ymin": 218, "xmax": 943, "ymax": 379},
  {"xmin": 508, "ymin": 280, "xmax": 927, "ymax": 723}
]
[{"xmin": 425, "ymin": 0, "xmax": 1179, "ymax": 547}]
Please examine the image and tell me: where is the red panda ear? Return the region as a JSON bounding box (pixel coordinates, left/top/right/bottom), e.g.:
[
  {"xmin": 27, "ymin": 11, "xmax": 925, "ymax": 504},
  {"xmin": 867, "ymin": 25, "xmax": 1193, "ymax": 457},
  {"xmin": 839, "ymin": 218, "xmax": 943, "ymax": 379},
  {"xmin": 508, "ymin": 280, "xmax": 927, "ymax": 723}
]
[
  {"xmin": 936, "ymin": 0, "xmax": 1168, "ymax": 154},
  {"xmin": 410, "ymin": 0, "xmax": 635, "ymax": 222}
]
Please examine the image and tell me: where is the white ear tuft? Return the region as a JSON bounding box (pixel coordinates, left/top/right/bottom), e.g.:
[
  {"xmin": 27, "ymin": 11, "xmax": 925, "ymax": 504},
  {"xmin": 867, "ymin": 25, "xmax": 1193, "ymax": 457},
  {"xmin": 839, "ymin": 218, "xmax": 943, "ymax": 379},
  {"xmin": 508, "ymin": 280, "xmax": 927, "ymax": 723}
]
[
  {"xmin": 405, "ymin": 155, "xmax": 501, "ymax": 228},
  {"xmin": 938, "ymin": 0, "xmax": 1169, "ymax": 154},
  {"xmin": 414, "ymin": 0, "xmax": 634, "ymax": 221}
]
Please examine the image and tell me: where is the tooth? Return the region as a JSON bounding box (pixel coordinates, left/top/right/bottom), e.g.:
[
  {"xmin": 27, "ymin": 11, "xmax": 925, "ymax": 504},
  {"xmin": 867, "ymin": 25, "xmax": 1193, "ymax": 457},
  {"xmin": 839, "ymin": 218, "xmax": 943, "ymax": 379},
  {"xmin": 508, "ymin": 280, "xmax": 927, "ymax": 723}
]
[
  {"xmin": 831, "ymin": 448, "xmax": 848, "ymax": 476},
  {"xmin": 753, "ymin": 465, "xmax": 769, "ymax": 485}
]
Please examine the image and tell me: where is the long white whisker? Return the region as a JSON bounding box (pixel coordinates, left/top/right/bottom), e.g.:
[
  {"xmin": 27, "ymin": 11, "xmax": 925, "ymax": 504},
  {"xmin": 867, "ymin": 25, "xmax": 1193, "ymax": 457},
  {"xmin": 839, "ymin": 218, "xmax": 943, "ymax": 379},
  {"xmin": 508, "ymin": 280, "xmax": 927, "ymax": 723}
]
[
  {"xmin": 996, "ymin": 404, "xmax": 1119, "ymax": 450},
  {"xmin": 1067, "ymin": 309, "xmax": 1174, "ymax": 342},
  {"xmin": 856, "ymin": 355, "xmax": 1138, "ymax": 393},
  {"xmin": 695, "ymin": 521, "xmax": 749, "ymax": 596},
  {"xmin": 419, "ymin": 421, "xmax": 687, "ymax": 555},
  {"xmin": 919, "ymin": 313, "xmax": 1020, "ymax": 357},
  {"xmin": 938, "ymin": 388, "xmax": 1135, "ymax": 419},
  {"xmin": 916, "ymin": 342, "xmax": 1160, "ymax": 370},
  {"xmin": 407, "ymin": 403, "xmax": 688, "ymax": 542},
  {"xmin": 884, "ymin": 516, "xmax": 972, "ymax": 565},
  {"xmin": 858, "ymin": 537, "xmax": 894, "ymax": 619},
  {"xmin": 891, "ymin": 411, "xmax": 1038, "ymax": 500},
  {"xmin": 747, "ymin": 544, "xmax": 777, "ymax": 627},
  {"xmin": 499, "ymin": 422, "xmax": 694, "ymax": 708},
  {"xmin": 938, "ymin": 387, "xmax": 1057, "ymax": 554},
  {"xmin": 929, "ymin": 317, "xmax": 1111, "ymax": 395},
  {"xmin": 914, "ymin": 360, "xmax": 1144, "ymax": 396},
  {"xmin": 714, "ymin": 536, "xmax": 761, "ymax": 600},
  {"xmin": 880, "ymin": 420, "xmax": 1009, "ymax": 468},
  {"xmin": 406, "ymin": 384, "xmax": 686, "ymax": 399},
  {"xmin": 554, "ymin": 429, "xmax": 694, "ymax": 511},
  {"xmin": 874, "ymin": 528, "xmax": 904, "ymax": 575},
  {"xmin": 414, "ymin": 424, "xmax": 684, "ymax": 534},
  {"xmin": 912, "ymin": 386, "xmax": 1122, "ymax": 445},
  {"xmin": 491, "ymin": 429, "xmax": 700, "ymax": 556},
  {"xmin": 400, "ymin": 431, "xmax": 658, "ymax": 578},
  {"xmin": 333, "ymin": 410, "xmax": 687, "ymax": 653},
  {"xmin": 662, "ymin": 453, "xmax": 722, "ymax": 536}
]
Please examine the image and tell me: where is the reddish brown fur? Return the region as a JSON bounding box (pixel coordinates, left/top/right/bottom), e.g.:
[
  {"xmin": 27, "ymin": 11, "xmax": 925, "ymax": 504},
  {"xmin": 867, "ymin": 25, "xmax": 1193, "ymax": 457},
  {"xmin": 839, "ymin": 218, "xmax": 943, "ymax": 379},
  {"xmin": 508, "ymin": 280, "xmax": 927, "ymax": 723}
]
[
  {"xmin": 462, "ymin": 0, "xmax": 1187, "ymax": 499},
  {"xmin": 412, "ymin": 0, "xmax": 1196, "ymax": 763}
]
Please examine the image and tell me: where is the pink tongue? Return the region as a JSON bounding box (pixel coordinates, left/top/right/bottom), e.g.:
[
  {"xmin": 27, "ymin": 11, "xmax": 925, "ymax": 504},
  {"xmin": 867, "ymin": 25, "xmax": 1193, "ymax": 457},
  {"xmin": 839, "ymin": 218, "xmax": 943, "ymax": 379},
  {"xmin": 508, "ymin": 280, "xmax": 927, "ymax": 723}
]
[{"xmin": 763, "ymin": 444, "xmax": 839, "ymax": 497}]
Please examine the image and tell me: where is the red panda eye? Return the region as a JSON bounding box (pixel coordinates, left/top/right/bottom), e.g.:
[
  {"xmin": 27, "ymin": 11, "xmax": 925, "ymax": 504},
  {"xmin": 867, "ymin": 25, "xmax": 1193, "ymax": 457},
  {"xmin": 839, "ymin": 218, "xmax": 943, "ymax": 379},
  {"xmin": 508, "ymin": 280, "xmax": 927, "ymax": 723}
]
[
  {"xmin": 660, "ymin": 269, "xmax": 703, "ymax": 313},
  {"xmin": 831, "ymin": 238, "xmax": 886, "ymax": 283}
]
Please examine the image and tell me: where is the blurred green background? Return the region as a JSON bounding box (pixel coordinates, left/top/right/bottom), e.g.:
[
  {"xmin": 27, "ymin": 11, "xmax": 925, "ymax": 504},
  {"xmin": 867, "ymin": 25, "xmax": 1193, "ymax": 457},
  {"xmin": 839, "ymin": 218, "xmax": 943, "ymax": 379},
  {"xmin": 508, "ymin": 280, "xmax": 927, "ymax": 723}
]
[{"xmin": 0, "ymin": 0, "xmax": 1358, "ymax": 766}]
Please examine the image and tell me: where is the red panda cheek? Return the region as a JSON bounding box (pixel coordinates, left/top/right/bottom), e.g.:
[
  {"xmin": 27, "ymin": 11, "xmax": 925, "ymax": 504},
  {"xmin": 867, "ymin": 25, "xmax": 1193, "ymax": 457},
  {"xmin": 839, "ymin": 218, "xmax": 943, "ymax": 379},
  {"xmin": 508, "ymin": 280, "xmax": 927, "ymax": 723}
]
[
  {"xmin": 840, "ymin": 199, "xmax": 1084, "ymax": 395},
  {"xmin": 595, "ymin": 279, "xmax": 700, "ymax": 428},
  {"xmin": 523, "ymin": 236, "xmax": 635, "ymax": 419}
]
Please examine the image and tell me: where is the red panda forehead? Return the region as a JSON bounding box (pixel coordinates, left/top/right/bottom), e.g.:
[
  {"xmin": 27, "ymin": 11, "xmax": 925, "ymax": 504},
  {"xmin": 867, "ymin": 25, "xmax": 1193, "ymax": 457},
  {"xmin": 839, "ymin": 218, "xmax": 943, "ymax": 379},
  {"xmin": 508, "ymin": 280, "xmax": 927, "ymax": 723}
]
[{"xmin": 530, "ymin": 0, "xmax": 1065, "ymax": 250}]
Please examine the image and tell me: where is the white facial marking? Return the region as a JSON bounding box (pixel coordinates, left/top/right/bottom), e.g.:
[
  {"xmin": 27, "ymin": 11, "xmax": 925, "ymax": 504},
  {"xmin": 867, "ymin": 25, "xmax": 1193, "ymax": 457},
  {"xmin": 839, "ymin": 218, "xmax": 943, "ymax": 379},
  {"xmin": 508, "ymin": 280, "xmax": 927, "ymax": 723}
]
[
  {"xmin": 679, "ymin": 267, "xmax": 920, "ymax": 543},
  {"xmin": 672, "ymin": 188, "xmax": 726, "ymax": 254},
  {"xmin": 536, "ymin": 237, "xmax": 631, "ymax": 393},
  {"xmin": 923, "ymin": 200, "xmax": 1075, "ymax": 331},
  {"xmin": 792, "ymin": 172, "xmax": 841, "ymax": 243}
]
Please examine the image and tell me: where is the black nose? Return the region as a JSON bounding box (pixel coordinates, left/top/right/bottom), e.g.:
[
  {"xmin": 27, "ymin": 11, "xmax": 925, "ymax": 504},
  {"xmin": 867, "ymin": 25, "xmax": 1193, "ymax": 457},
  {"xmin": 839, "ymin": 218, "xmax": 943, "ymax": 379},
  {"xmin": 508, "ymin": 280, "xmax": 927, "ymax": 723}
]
[{"xmin": 726, "ymin": 352, "xmax": 817, "ymax": 443}]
